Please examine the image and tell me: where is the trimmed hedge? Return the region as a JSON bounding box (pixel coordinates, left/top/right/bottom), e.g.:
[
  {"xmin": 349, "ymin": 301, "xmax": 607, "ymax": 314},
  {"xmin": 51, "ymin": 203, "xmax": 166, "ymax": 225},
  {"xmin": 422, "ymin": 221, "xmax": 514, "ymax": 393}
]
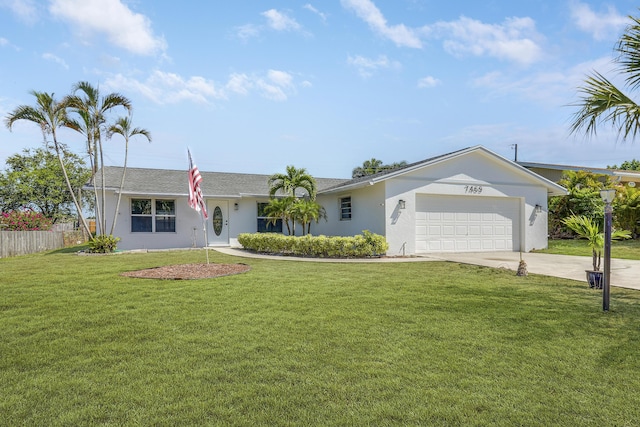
[{"xmin": 237, "ymin": 230, "xmax": 389, "ymax": 258}]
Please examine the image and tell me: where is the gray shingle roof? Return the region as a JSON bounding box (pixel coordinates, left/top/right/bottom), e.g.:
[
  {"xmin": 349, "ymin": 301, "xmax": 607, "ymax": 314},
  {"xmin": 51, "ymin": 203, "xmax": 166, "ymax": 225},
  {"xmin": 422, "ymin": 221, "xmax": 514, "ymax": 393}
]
[{"xmin": 89, "ymin": 167, "xmax": 349, "ymax": 197}]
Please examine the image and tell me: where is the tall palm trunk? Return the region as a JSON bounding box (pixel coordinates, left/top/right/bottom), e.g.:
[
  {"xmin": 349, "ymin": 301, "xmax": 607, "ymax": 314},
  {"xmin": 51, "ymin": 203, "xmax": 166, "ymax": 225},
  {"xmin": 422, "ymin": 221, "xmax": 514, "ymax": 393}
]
[
  {"xmin": 51, "ymin": 128, "xmax": 92, "ymax": 238},
  {"xmin": 110, "ymin": 136, "xmax": 128, "ymax": 235}
]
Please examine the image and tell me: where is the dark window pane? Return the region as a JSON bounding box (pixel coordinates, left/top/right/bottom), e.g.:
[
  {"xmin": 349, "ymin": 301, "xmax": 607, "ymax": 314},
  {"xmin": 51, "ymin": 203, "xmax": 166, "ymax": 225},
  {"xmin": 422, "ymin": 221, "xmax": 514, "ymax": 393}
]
[
  {"xmin": 132, "ymin": 199, "xmax": 152, "ymax": 215},
  {"xmin": 257, "ymin": 202, "xmax": 268, "ymax": 217},
  {"xmin": 340, "ymin": 197, "xmax": 352, "ymax": 220},
  {"xmin": 156, "ymin": 216, "xmax": 176, "ymax": 232},
  {"xmin": 132, "ymin": 216, "xmax": 153, "ymax": 232},
  {"xmin": 156, "ymin": 200, "xmax": 175, "ymax": 215},
  {"xmin": 257, "ymin": 218, "xmax": 282, "ymax": 233}
]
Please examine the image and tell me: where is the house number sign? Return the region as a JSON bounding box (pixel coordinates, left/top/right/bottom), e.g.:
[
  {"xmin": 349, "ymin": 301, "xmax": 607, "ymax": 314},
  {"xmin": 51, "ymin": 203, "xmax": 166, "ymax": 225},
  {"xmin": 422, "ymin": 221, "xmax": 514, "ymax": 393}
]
[
  {"xmin": 464, "ymin": 185, "xmax": 483, "ymax": 194},
  {"xmin": 212, "ymin": 206, "xmax": 223, "ymax": 236}
]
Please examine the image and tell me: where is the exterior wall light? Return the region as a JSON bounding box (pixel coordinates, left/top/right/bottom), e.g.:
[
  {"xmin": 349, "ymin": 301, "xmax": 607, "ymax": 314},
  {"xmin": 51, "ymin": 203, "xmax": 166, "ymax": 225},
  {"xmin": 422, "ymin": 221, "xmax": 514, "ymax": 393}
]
[
  {"xmin": 234, "ymin": 202, "xmax": 239, "ymax": 210},
  {"xmin": 535, "ymin": 204, "xmax": 542, "ymax": 214},
  {"xmin": 398, "ymin": 199, "xmax": 406, "ymax": 209}
]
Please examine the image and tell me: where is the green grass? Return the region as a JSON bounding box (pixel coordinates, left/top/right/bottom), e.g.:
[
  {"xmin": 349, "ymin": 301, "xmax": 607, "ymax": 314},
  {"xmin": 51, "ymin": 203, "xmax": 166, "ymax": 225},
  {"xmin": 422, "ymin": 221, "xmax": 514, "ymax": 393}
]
[
  {"xmin": 3, "ymin": 248, "xmax": 640, "ymax": 425},
  {"xmin": 537, "ymin": 238, "xmax": 640, "ymax": 260}
]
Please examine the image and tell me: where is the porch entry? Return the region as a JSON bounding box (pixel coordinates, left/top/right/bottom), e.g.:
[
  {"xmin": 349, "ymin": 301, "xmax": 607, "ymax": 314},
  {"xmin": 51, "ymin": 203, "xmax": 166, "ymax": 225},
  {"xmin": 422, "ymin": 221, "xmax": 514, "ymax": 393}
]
[{"xmin": 207, "ymin": 200, "xmax": 229, "ymax": 246}]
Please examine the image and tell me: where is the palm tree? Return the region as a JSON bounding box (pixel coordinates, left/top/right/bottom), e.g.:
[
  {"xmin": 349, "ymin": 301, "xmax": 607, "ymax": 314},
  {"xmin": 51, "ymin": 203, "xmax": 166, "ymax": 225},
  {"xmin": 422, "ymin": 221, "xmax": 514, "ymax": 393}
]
[
  {"xmin": 352, "ymin": 158, "xmax": 384, "ymax": 178},
  {"xmin": 4, "ymin": 90, "xmax": 92, "ymax": 238},
  {"xmin": 64, "ymin": 81, "xmax": 132, "ymax": 236},
  {"xmin": 352, "ymin": 158, "xmax": 407, "ymax": 178},
  {"xmin": 262, "ymin": 197, "xmax": 295, "ymax": 235},
  {"xmin": 107, "ymin": 115, "xmax": 151, "ymax": 235},
  {"xmin": 268, "ymin": 165, "xmax": 317, "ymax": 200},
  {"xmin": 570, "ymin": 14, "xmax": 640, "ymax": 140},
  {"xmin": 563, "ymin": 214, "xmax": 631, "ymax": 271},
  {"xmin": 291, "ymin": 199, "xmax": 327, "ymax": 235}
]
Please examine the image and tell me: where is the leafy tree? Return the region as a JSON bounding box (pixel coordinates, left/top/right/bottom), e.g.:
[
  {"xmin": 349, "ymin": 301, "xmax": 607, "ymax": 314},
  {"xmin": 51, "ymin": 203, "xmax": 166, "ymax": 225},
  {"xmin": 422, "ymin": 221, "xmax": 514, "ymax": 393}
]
[
  {"xmin": 549, "ymin": 170, "xmax": 615, "ymax": 237},
  {"xmin": 613, "ymin": 185, "xmax": 640, "ymax": 237},
  {"xmin": 4, "ymin": 91, "xmax": 92, "ymax": 237},
  {"xmin": 268, "ymin": 165, "xmax": 317, "ymax": 200},
  {"xmin": 352, "ymin": 158, "xmax": 408, "ymax": 178},
  {"xmin": 107, "ymin": 115, "xmax": 151, "ymax": 235},
  {"xmin": 64, "ymin": 81, "xmax": 132, "ymax": 237},
  {"xmin": 608, "ymin": 159, "xmax": 640, "ymax": 170},
  {"xmin": 0, "ymin": 147, "xmax": 91, "ymax": 221},
  {"xmin": 570, "ymin": 13, "xmax": 640, "ymax": 141}
]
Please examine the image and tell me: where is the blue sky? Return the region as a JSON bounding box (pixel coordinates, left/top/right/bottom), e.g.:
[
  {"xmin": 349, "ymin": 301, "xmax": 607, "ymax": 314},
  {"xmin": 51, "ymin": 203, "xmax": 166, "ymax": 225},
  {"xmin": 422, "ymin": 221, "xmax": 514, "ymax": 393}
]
[{"xmin": 1, "ymin": 0, "xmax": 640, "ymax": 179}]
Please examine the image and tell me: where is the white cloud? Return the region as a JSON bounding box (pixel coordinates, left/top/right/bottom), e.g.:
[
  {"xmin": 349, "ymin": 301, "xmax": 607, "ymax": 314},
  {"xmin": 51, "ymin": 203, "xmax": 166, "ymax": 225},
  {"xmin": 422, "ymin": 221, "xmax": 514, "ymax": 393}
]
[
  {"xmin": 236, "ymin": 9, "xmax": 306, "ymax": 41},
  {"xmin": 1, "ymin": 0, "xmax": 39, "ymax": 24},
  {"xmin": 304, "ymin": 4, "xmax": 327, "ymax": 22},
  {"xmin": 341, "ymin": 0, "xmax": 422, "ymax": 48},
  {"xmin": 470, "ymin": 56, "xmax": 615, "ymax": 106},
  {"xmin": 106, "ymin": 71, "xmax": 223, "ymax": 105},
  {"xmin": 341, "ymin": 0, "xmax": 542, "ymax": 65},
  {"xmin": 417, "ymin": 76, "xmax": 441, "ymax": 88},
  {"xmin": 267, "ymin": 70, "xmax": 294, "ymax": 87},
  {"xmin": 347, "ymin": 54, "xmax": 401, "ymax": 78},
  {"xmin": 0, "ymin": 37, "xmax": 8, "ymax": 46},
  {"xmin": 235, "ymin": 24, "xmax": 260, "ymax": 41},
  {"xmin": 429, "ymin": 16, "xmax": 543, "ymax": 66},
  {"xmin": 226, "ymin": 73, "xmax": 252, "ymax": 95},
  {"xmin": 42, "ymin": 52, "xmax": 69, "ymax": 69},
  {"xmin": 48, "ymin": 0, "xmax": 167, "ymax": 55},
  {"xmin": 262, "ymin": 9, "xmax": 301, "ymax": 32},
  {"xmin": 106, "ymin": 69, "xmax": 301, "ymax": 104},
  {"xmin": 570, "ymin": 1, "xmax": 628, "ymax": 41},
  {"xmin": 256, "ymin": 70, "xmax": 296, "ymax": 101}
]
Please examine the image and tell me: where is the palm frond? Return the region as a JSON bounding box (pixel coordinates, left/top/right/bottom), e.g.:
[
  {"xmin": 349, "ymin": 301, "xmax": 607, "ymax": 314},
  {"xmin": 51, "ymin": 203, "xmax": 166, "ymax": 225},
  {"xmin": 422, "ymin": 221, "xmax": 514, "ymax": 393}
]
[{"xmin": 570, "ymin": 71, "xmax": 640, "ymax": 141}]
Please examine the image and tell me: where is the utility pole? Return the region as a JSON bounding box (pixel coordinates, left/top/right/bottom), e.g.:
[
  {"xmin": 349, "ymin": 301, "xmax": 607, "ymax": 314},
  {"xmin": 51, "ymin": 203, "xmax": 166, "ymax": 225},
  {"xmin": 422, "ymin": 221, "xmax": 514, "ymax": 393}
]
[{"xmin": 511, "ymin": 144, "xmax": 518, "ymax": 162}]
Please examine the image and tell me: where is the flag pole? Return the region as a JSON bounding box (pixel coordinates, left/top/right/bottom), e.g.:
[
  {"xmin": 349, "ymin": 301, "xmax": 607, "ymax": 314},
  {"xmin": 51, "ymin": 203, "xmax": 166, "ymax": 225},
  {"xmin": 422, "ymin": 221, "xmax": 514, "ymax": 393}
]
[
  {"xmin": 188, "ymin": 148, "xmax": 210, "ymax": 264},
  {"xmin": 201, "ymin": 209, "xmax": 209, "ymax": 264}
]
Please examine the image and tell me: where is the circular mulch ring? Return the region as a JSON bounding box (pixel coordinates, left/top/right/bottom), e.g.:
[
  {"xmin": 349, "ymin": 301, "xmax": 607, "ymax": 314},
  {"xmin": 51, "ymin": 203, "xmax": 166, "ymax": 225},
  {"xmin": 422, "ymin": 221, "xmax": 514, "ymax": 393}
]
[{"xmin": 121, "ymin": 263, "xmax": 251, "ymax": 280}]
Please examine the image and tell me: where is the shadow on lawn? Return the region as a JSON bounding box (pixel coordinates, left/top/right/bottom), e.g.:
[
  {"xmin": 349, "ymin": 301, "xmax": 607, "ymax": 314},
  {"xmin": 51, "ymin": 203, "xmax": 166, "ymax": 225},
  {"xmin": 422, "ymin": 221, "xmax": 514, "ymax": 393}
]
[{"xmin": 46, "ymin": 244, "xmax": 90, "ymax": 255}]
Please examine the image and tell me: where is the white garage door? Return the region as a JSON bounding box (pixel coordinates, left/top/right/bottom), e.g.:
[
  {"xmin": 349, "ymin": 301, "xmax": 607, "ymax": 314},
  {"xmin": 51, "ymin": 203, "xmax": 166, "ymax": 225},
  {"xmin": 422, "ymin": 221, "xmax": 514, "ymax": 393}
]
[{"xmin": 415, "ymin": 195, "xmax": 520, "ymax": 253}]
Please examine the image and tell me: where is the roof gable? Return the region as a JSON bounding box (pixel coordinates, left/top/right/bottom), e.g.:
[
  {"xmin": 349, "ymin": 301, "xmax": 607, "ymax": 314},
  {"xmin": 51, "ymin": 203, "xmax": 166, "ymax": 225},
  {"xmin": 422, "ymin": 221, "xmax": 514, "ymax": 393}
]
[{"xmin": 319, "ymin": 146, "xmax": 567, "ymax": 196}]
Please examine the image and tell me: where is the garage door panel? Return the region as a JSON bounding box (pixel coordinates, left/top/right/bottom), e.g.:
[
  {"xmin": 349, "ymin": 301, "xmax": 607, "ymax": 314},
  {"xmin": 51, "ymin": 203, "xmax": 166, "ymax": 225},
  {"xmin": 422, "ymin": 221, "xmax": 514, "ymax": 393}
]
[{"xmin": 416, "ymin": 195, "xmax": 520, "ymax": 253}]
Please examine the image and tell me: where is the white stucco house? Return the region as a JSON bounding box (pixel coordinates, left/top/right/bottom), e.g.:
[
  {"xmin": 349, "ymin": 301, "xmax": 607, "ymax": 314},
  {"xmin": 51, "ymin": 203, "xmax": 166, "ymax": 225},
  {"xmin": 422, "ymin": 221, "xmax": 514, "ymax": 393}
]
[{"xmin": 90, "ymin": 146, "xmax": 566, "ymax": 255}]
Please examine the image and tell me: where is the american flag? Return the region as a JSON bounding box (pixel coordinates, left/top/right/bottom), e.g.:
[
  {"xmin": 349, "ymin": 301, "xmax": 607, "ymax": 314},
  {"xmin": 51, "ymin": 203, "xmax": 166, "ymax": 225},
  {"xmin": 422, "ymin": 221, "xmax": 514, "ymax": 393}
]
[{"xmin": 188, "ymin": 149, "xmax": 208, "ymax": 219}]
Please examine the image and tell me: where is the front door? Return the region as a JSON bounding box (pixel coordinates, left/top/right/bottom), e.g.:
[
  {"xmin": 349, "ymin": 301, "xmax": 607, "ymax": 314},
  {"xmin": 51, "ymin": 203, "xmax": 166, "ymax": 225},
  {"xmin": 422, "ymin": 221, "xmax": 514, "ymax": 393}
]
[{"xmin": 207, "ymin": 200, "xmax": 229, "ymax": 246}]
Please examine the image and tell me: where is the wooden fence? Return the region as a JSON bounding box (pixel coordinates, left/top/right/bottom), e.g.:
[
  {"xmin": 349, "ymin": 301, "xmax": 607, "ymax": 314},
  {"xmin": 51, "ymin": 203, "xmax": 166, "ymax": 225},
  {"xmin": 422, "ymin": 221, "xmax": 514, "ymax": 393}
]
[{"xmin": 0, "ymin": 231, "xmax": 86, "ymax": 258}]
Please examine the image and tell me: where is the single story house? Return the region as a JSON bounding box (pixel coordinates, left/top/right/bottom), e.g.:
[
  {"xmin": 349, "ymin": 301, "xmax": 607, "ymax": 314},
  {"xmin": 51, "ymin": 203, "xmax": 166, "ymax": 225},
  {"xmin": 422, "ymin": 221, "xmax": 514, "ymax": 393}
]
[{"xmin": 90, "ymin": 146, "xmax": 566, "ymax": 255}]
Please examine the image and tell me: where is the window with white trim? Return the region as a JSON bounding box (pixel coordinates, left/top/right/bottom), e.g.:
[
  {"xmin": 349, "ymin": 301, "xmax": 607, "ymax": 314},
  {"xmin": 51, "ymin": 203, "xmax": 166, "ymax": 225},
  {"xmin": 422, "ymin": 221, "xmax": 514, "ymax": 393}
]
[
  {"xmin": 256, "ymin": 202, "xmax": 283, "ymax": 233},
  {"xmin": 340, "ymin": 196, "xmax": 352, "ymax": 220},
  {"xmin": 131, "ymin": 199, "xmax": 176, "ymax": 232}
]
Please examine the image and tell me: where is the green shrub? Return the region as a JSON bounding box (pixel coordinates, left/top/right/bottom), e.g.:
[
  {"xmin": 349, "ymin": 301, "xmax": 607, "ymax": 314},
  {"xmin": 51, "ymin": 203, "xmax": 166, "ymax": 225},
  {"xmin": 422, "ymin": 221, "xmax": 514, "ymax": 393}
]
[
  {"xmin": 88, "ymin": 234, "xmax": 120, "ymax": 253},
  {"xmin": 237, "ymin": 230, "xmax": 389, "ymax": 258}
]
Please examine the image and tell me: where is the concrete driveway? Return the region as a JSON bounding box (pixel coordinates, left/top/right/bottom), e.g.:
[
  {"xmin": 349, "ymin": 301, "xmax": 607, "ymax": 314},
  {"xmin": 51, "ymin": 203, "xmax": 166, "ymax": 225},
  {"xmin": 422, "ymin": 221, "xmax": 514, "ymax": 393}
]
[{"xmin": 424, "ymin": 252, "xmax": 640, "ymax": 291}]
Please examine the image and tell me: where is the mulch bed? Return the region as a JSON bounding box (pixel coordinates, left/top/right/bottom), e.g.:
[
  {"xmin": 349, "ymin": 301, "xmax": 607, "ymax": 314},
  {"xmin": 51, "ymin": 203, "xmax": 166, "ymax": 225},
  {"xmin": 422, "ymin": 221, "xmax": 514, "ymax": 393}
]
[{"xmin": 121, "ymin": 263, "xmax": 251, "ymax": 280}]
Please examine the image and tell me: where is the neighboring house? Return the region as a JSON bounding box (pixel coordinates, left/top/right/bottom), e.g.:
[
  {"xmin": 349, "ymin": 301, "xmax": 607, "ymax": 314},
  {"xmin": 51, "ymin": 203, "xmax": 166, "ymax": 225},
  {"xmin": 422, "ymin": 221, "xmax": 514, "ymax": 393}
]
[
  {"xmin": 90, "ymin": 146, "xmax": 566, "ymax": 255},
  {"xmin": 519, "ymin": 161, "xmax": 640, "ymax": 187}
]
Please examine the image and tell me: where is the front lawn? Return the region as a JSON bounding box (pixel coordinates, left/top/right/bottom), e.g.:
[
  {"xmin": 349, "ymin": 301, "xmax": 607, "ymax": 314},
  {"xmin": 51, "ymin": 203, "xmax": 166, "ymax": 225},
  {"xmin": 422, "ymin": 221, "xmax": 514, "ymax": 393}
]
[
  {"xmin": 2, "ymin": 249, "xmax": 640, "ymax": 425},
  {"xmin": 538, "ymin": 238, "xmax": 640, "ymax": 260}
]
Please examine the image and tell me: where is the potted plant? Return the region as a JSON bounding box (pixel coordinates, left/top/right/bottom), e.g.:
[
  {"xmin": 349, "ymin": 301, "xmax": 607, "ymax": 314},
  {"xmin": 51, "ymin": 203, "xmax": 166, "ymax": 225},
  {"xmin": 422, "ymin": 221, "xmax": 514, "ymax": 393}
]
[{"xmin": 562, "ymin": 214, "xmax": 631, "ymax": 288}]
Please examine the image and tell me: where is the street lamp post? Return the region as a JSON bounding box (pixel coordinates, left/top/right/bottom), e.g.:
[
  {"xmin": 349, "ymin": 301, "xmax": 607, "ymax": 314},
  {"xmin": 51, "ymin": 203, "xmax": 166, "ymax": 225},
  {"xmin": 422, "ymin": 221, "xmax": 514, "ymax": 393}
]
[{"xmin": 600, "ymin": 189, "xmax": 616, "ymax": 312}]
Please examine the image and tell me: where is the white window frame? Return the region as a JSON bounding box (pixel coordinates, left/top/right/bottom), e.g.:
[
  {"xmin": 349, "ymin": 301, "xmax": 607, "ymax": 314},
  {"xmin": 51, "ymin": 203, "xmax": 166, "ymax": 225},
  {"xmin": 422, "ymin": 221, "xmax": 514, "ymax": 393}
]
[{"xmin": 130, "ymin": 198, "xmax": 176, "ymax": 233}]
